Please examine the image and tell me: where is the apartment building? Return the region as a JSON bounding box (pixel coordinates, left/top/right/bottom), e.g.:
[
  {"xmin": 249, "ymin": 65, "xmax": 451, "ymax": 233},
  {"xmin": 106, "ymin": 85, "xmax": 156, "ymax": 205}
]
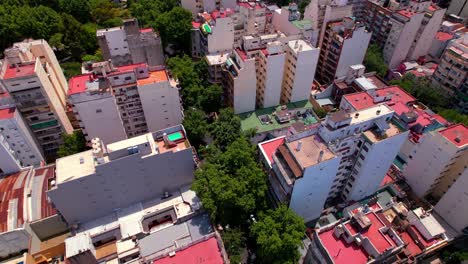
[
  {"xmin": 432, "ymin": 34, "xmax": 468, "ymax": 113},
  {"xmin": 0, "ymin": 40, "xmax": 74, "ymax": 159},
  {"xmin": 238, "ymin": 1, "xmax": 268, "ymax": 36},
  {"xmin": 256, "ymin": 41, "xmax": 286, "ymax": 108},
  {"xmin": 68, "ymin": 61, "xmax": 183, "ymax": 144},
  {"xmin": 363, "ymin": 0, "xmax": 393, "ymax": 48},
  {"xmin": 403, "ymin": 124, "xmax": 467, "ymax": 200},
  {"xmin": 447, "ymin": 0, "xmax": 468, "ymax": 18},
  {"xmin": 383, "ymin": 2, "xmax": 445, "ymax": 69},
  {"xmin": 434, "ymin": 169, "xmax": 468, "ymax": 233},
  {"xmin": 0, "ymin": 107, "xmax": 44, "ymax": 174},
  {"xmin": 48, "ymin": 125, "xmax": 196, "ymax": 225},
  {"xmin": 182, "ymin": 0, "xmax": 237, "ymax": 17},
  {"xmin": 259, "ymin": 105, "xmax": 408, "ymax": 221},
  {"xmin": 97, "ymin": 18, "xmax": 164, "ymax": 67},
  {"xmin": 316, "ymin": 17, "xmax": 371, "ymax": 84},
  {"xmin": 281, "ymin": 39, "xmax": 320, "ymax": 104},
  {"xmin": 0, "ymin": 165, "xmax": 66, "ymax": 259}
]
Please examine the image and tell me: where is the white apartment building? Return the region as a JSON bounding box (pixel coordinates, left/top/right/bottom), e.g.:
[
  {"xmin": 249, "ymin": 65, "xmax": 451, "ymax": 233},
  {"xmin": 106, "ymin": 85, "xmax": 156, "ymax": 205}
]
[
  {"xmin": 182, "ymin": 0, "xmax": 237, "ymax": 17},
  {"xmin": 259, "ymin": 105, "xmax": 408, "ymax": 222},
  {"xmin": 69, "ymin": 61, "xmax": 183, "ymax": 144},
  {"xmin": 48, "ymin": 125, "xmax": 196, "ymax": 225},
  {"xmin": 97, "ymin": 19, "xmax": 164, "ymax": 67},
  {"xmin": 0, "ymin": 107, "xmax": 44, "ymax": 174},
  {"xmin": 316, "ymin": 17, "xmax": 371, "ymax": 84},
  {"xmin": 223, "ymin": 49, "xmax": 257, "ymax": 113},
  {"xmin": 0, "ymin": 40, "xmax": 73, "ymax": 159},
  {"xmin": 403, "ymin": 124, "xmax": 467, "ymax": 199},
  {"xmin": 434, "ymin": 169, "xmax": 468, "ymax": 233},
  {"xmin": 256, "ymin": 42, "xmax": 286, "ymax": 108},
  {"xmin": 384, "ymin": 3, "xmax": 445, "ymax": 69},
  {"xmin": 281, "ymin": 40, "xmax": 320, "ymax": 103}
]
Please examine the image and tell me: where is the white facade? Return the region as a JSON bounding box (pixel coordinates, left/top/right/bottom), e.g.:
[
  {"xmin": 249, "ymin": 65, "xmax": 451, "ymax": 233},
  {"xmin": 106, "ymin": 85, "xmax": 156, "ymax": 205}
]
[
  {"xmin": 207, "ymin": 16, "xmax": 235, "ymax": 54},
  {"xmin": 290, "ymin": 156, "xmax": 341, "ymax": 221},
  {"xmin": 138, "ymin": 77, "xmax": 183, "ymax": 132},
  {"xmin": 434, "ymin": 169, "xmax": 468, "ymax": 233},
  {"xmin": 257, "ymin": 42, "xmax": 285, "ymax": 108},
  {"xmin": 384, "ymin": 12, "xmax": 424, "ymax": 69},
  {"xmin": 408, "ymin": 9, "xmax": 445, "ymax": 60},
  {"xmin": 182, "ymin": 0, "xmax": 203, "ymax": 17},
  {"xmin": 283, "ymin": 40, "xmax": 320, "ymax": 103},
  {"xmin": 48, "ymin": 125, "xmax": 195, "ymax": 224},
  {"xmin": 99, "ymin": 28, "xmax": 130, "ymax": 58},
  {"xmin": 335, "ymin": 26, "xmax": 371, "ymax": 78}
]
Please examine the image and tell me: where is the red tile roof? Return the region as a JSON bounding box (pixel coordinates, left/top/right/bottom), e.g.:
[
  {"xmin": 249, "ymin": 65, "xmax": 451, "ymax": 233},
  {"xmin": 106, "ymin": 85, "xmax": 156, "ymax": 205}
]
[
  {"xmin": 318, "ymin": 229, "xmax": 369, "ymax": 264},
  {"xmin": 343, "ymin": 86, "xmax": 415, "ymax": 111},
  {"xmin": 192, "ymin": 21, "xmax": 201, "ymax": 28},
  {"xmin": 365, "ymin": 213, "xmax": 396, "ymax": 253},
  {"xmin": 435, "ymin": 31, "xmax": 453, "ymax": 41},
  {"xmin": 152, "ymin": 237, "xmax": 223, "ymax": 264},
  {"xmin": 0, "ymin": 107, "xmax": 15, "ymax": 120},
  {"xmin": 0, "ymin": 169, "xmax": 29, "ymax": 232},
  {"xmin": 3, "ymin": 63, "xmax": 36, "ymax": 80},
  {"xmin": 343, "ymin": 92, "xmax": 375, "ymax": 110},
  {"xmin": 259, "ymin": 137, "xmax": 285, "ymax": 164},
  {"xmin": 68, "ymin": 74, "xmax": 93, "ymax": 95},
  {"xmin": 236, "ymin": 48, "xmax": 248, "ymax": 61},
  {"xmin": 374, "ymin": 86, "xmax": 416, "ymax": 106},
  {"xmin": 211, "ymin": 9, "xmax": 234, "ymax": 21},
  {"xmin": 115, "ymin": 63, "xmax": 147, "ymax": 73},
  {"xmin": 397, "ymin": 9, "xmax": 416, "ymax": 18},
  {"xmin": 238, "ymin": 2, "xmax": 264, "ymax": 10},
  {"xmin": 438, "ymin": 124, "xmax": 468, "ymax": 147},
  {"xmin": 380, "ymin": 173, "xmax": 394, "ymax": 187},
  {"xmin": 139, "ymin": 28, "xmax": 153, "ymax": 33},
  {"xmin": 33, "ymin": 165, "xmax": 57, "ymax": 221}
]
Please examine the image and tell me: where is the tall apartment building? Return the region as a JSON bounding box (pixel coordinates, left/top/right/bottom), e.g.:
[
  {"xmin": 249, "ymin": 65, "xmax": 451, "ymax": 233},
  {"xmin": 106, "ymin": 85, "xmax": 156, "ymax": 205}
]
[
  {"xmin": 316, "ymin": 17, "xmax": 371, "ymax": 84},
  {"xmin": 383, "ymin": 2, "xmax": 445, "ymax": 69},
  {"xmin": 48, "ymin": 125, "xmax": 196, "ymax": 225},
  {"xmin": 447, "ymin": 0, "xmax": 468, "ymax": 18},
  {"xmin": 68, "ymin": 61, "xmax": 183, "ymax": 144},
  {"xmin": 256, "ymin": 41, "xmax": 286, "ymax": 108},
  {"xmin": 97, "ymin": 19, "xmax": 164, "ymax": 67},
  {"xmin": 432, "ymin": 34, "xmax": 468, "ymax": 113},
  {"xmin": 403, "ymin": 124, "xmax": 467, "ymax": 199},
  {"xmin": 259, "ymin": 105, "xmax": 408, "ymax": 221},
  {"xmin": 434, "ymin": 169, "xmax": 468, "ymax": 233},
  {"xmin": 363, "ymin": 0, "xmax": 393, "ymax": 48},
  {"xmin": 0, "ymin": 40, "xmax": 73, "ymax": 160},
  {"xmin": 0, "ymin": 107, "xmax": 44, "ymax": 174}
]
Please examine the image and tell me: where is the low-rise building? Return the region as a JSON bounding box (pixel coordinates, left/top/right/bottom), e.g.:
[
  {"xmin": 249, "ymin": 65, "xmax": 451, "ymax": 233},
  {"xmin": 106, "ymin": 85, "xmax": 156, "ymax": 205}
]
[
  {"xmin": 68, "ymin": 61, "xmax": 183, "ymax": 144},
  {"xmin": 97, "ymin": 19, "xmax": 164, "ymax": 67}
]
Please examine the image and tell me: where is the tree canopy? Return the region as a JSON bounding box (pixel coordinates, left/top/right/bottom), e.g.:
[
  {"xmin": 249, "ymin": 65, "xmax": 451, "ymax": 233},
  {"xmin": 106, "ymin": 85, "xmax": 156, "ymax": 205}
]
[
  {"xmin": 364, "ymin": 44, "xmax": 388, "ymax": 78},
  {"xmin": 192, "ymin": 137, "xmax": 268, "ymax": 225},
  {"xmin": 57, "ymin": 130, "xmax": 88, "ymax": 158},
  {"xmin": 209, "ymin": 108, "xmax": 242, "ymax": 150},
  {"xmin": 251, "ymin": 205, "xmax": 306, "ymax": 264},
  {"xmin": 182, "ymin": 108, "xmax": 209, "ymax": 148}
]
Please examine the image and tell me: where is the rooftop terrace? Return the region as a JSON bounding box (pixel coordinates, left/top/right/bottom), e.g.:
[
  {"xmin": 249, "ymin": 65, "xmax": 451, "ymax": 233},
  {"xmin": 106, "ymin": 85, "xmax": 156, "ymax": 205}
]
[
  {"xmin": 2, "ymin": 62, "xmax": 36, "ymax": 80},
  {"xmin": 286, "ymin": 134, "xmax": 335, "ymax": 168},
  {"xmin": 318, "ymin": 229, "xmax": 369, "ymax": 264},
  {"xmin": 239, "ymin": 100, "xmax": 317, "ymax": 133},
  {"xmin": 0, "ymin": 107, "xmax": 15, "ymax": 120},
  {"xmin": 152, "ymin": 237, "xmax": 223, "ymax": 264},
  {"xmin": 438, "ymin": 124, "xmax": 467, "ymax": 147}
]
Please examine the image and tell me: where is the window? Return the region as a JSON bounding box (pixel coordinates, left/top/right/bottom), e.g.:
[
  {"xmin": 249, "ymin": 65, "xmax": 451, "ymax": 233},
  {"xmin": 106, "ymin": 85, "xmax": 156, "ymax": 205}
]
[
  {"xmin": 96, "ymin": 109, "xmax": 102, "ymax": 113},
  {"xmin": 29, "ymin": 155, "xmax": 35, "ymax": 159},
  {"xmin": 125, "ymin": 76, "xmax": 132, "ymax": 81}
]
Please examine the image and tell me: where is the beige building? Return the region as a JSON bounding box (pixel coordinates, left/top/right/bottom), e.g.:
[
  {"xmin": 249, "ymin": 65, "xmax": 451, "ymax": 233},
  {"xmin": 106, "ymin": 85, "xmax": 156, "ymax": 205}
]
[
  {"xmin": 69, "ymin": 61, "xmax": 183, "ymax": 144},
  {"xmin": 0, "ymin": 40, "xmax": 73, "ymax": 160},
  {"xmin": 432, "ymin": 34, "xmax": 468, "ymax": 113}
]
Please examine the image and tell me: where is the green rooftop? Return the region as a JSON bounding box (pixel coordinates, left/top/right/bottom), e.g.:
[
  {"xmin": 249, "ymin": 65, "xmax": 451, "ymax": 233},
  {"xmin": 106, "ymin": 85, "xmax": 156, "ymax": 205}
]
[
  {"xmin": 239, "ymin": 100, "xmax": 318, "ymax": 134},
  {"xmin": 292, "ymin": 19, "xmax": 312, "ymax": 30}
]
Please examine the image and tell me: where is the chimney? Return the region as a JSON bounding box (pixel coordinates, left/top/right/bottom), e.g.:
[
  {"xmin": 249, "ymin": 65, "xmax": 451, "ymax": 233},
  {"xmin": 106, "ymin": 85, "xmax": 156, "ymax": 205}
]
[
  {"xmin": 296, "ymin": 141, "xmax": 303, "ymax": 151},
  {"xmin": 454, "ymin": 136, "xmax": 461, "ymax": 143},
  {"xmin": 355, "ymin": 113, "xmax": 360, "ymax": 118},
  {"xmin": 376, "ymin": 109, "xmax": 381, "ymax": 115},
  {"xmin": 318, "ymin": 150, "xmax": 324, "ymax": 163}
]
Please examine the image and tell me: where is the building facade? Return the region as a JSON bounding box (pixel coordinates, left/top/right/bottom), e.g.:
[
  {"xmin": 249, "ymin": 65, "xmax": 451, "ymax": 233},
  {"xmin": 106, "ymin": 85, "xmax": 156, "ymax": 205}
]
[
  {"xmin": 97, "ymin": 19, "xmax": 164, "ymax": 67},
  {"xmin": 0, "ymin": 40, "xmax": 74, "ymax": 160}
]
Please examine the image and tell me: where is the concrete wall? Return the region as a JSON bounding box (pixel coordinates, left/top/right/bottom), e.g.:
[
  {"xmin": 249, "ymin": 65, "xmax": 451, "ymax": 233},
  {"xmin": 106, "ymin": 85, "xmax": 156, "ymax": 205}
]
[
  {"xmin": 290, "ymin": 156, "xmax": 341, "ymax": 222},
  {"xmin": 48, "ymin": 148, "xmax": 195, "ymax": 224},
  {"xmin": 409, "ymin": 9, "xmax": 445, "ymax": 60},
  {"xmin": 0, "ymin": 137, "xmax": 21, "ymax": 174},
  {"xmin": 182, "ymin": 0, "xmax": 202, "ymax": 17},
  {"xmin": 336, "ymin": 27, "xmax": 371, "ymax": 78},
  {"xmin": 138, "ymin": 81, "xmax": 183, "ymax": 132},
  {"xmin": 347, "ymin": 130, "xmax": 408, "ymax": 201},
  {"xmin": 263, "ymin": 53, "xmax": 285, "ymax": 108},
  {"xmin": 447, "ymin": 0, "xmax": 468, "ymax": 17},
  {"xmin": 434, "ymin": 169, "xmax": 468, "ymax": 233},
  {"xmin": 0, "ymin": 229, "xmax": 30, "ymax": 258},
  {"xmin": 208, "ymin": 17, "xmax": 235, "ymax": 54},
  {"xmin": 290, "ymin": 47, "xmax": 320, "ymax": 102},
  {"xmin": 73, "ymin": 95, "xmax": 127, "ymax": 145},
  {"xmin": 233, "ymin": 57, "xmax": 257, "ymax": 114}
]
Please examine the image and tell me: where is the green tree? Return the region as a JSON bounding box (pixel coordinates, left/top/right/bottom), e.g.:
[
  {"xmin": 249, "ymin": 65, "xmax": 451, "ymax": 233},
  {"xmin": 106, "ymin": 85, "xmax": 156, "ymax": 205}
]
[
  {"xmin": 364, "ymin": 44, "xmax": 388, "ymax": 78},
  {"xmin": 167, "ymin": 55, "xmax": 200, "ymax": 88},
  {"xmin": 209, "ymin": 108, "xmax": 241, "ymax": 150},
  {"xmin": 222, "ymin": 228, "xmax": 246, "ymax": 263},
  {"xmin": 182, "ymin": 108, "xmax": 209, "ymax": 148},
  {"xmin": 251, "ymin": 205, "xmax": 306, "ymax": 264},
  {"xmin": 128, "ymin": 0, "xmax": 178, "ymax": 27},
  {"xmin": 154, "ymin": 7, "xmax": 192, "ymax": 52},
  {"xmin": 57, "ymin": 130, "xmax": 88, "ymax": 157},
  {"xmin": 58, "ymin": 0, "xmax": 91, "ymax": 23},
  {"xmin": 60, "ymin": 62, "xmax": 82, "ymax": 80},
  {"xmin": 192, "ymin": 137, "xmax": 268, "ymax": 225},
  {"xmin": 90, "ymin": 0, "xmax": 130, "ymax": 27},
  {"xmin": 438, "ymin": 109, "xmax": 468, "ymax": 126},
  {"xmin": 199, "ymin": 84, "xmax": 223, "ymax": 113}
]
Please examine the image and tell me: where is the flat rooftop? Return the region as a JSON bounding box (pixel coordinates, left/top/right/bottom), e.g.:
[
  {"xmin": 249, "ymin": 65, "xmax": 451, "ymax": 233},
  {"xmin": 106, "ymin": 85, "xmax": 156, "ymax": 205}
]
[
  {"xmin": 438, "ymin": 124, "xmax": 467, "ymax": 147},
  {"xmin": 239, "ymin": 100, "xmax": 317, "ymax": 133},
  {"xmin": 136, "ymin": 70, "xmax": 168, "ymax": 86},
  {"xmin": 152, "ymin": 237, "xmax": 222, "ymax": 264},
  {"xmin": 347, "ymin": 213, "xmax": 396, "ymax": 254},
  {"xmin": 55, "ymin": 150, "xmax": 96, "ymax": 184},
  {"xmin": 68, "ymin": 74, "xmax": 93, "ymax": 95},
  {"xmin": 0, "ymin": 107, "xmax": 15, "ymax": 120},
  {"xmin": 288, "ymin": 39, "xmax": 313, "ymax": 53},
  {"xmin": 318, "ymin": 229, "xmax": 369, "ymax": 264},
  {"xmin": 259, "ymin": 137, "xmax": 285, "ymax": 165},
  {"xmin": 2, "ymin": 62, "xmax": 36, "ymax": 80},
  {"xmin": 363, "ymin": 122, "xmax": 403, "ymax": 143},
  {"xmin": 206, "ymin": 53, "xmax": 229, "ymax": 66},
  {"xmin": 287, "ymin": 134, "xmax": 335, "ymax": 168},
  {"xmin": 349, "ymin": 104, "xmax": 394, "ymax": 125},
  {"xmin": 343, "ymin": 86, "xmax": 415, "ymax": 111}
]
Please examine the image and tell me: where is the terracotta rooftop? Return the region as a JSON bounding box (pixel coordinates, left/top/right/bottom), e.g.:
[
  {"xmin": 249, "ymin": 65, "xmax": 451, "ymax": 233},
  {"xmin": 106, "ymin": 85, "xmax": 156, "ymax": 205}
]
[
  {"xmin": 136, "ymin": 70, "xmax": 168, "ymax": 86},
  {"xmin": 211, "ymin": 9, "xmax": 234, "ymax": 21},
  {"xmin": 68, "ymin": 74, "xmax": 93, "ymax": 95},
  {"xmin": 287, "ymin": 134, "xmax": 335, "ymax": 169},
  {"xmin": 435, "ymin": 31, "xmax": 454, "ymax": 41},
  {"xmin": 397, "ymin": 9, "xmax": 416, "ymax": 18},
  {"xmin": 0, "ymin": 107, "xmax": 15, "ymax": 120},
  {"xmin": 343, "ymin": 92, "xmax": 375, "ymax": 110},
  {"xmin": 152, "ymin": 237, "xmax": 223, "ymax": 264},
  {"xmin": 2, "ymin": 63, "xmax": 36, "ymax": 80},
  {"xmin": 318, "ymin": 229, "xmax": 369, "ymax": 264},
  {"xmin": 259, "ymin": 137, "xmax": 285, "ymax": 165},
  {"xmin": 238, "ymin": 1, "xmax": 264, "ymax": 10},
  {"xmin": 115, "ymin": 63, "xmax": 147, "ymax": 73},
  {"xmin": 438, "ymin": 124, "xmax": 468, "ymax": 147}
]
